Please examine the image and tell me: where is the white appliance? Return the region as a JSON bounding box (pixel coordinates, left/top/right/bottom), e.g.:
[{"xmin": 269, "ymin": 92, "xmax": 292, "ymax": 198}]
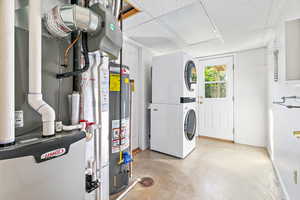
[
  {"xmin": 152, "ymin": 51, "xmax": 197, "ymax": 105},
  {"xmin": 150, "ymin": 103, "xmax": 197, "ymax": 158}
]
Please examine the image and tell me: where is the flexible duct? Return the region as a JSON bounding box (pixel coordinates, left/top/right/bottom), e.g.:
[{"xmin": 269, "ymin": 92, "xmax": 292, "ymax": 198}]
[
  {"xmin": 0, "ymin": 1, "xmax": 15, "ymax": 146},
  {"xmin": 28, "ymin": 0, "xmax": 56, "ymax": 137}
]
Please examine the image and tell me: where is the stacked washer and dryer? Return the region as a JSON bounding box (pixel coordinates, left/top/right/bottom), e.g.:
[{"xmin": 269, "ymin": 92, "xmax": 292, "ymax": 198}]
[{"xmin": 150, "ymin": 52, "xmax": 198, "ymax": 159}]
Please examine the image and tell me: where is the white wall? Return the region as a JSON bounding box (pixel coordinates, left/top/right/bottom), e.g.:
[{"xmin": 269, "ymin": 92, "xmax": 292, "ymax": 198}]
[
  {"xmin": 267, "ymin": 0, "xmax": 300, "ymax": 199},
  {"xmin": 138, "ymin": 48, "xmax": 153, "ymax": 150},
  {"xmin": 122, "ymin": 40, "xmax": 153, "ymax": 150},
  {"xmin": 235, "ymin": 48, "xmax": 268, "ymax": 147}
]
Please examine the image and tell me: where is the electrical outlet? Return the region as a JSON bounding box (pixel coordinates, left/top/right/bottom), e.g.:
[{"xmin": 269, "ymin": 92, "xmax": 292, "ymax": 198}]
[{"xmin": 294, "ymin": 170, "xmax": 298, "ymax": 184}]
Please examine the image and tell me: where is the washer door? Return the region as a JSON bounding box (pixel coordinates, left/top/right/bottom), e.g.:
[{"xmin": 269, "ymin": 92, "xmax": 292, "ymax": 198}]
[
  {"xmin": 184, "ymin": 60, "xmax": 197, "ymax": 91},
  {"xmin": 184, "ymin": 109, "xmax": 197, "ymax": 141}
]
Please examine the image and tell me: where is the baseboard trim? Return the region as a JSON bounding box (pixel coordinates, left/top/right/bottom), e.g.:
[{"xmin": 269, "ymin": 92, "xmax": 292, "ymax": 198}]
[
  {"xmin": 271, "ymin": 160, "xmax": 290, "ymax": 200},
  {"xmin": 198, "ymin": 136, "xmax": 234, "ymax": 143}
]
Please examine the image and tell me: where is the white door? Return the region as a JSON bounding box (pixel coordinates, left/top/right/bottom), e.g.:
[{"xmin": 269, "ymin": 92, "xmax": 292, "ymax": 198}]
[{"xmin": 197, "ymin": 56, "xmax": 234, "ymax": 141}]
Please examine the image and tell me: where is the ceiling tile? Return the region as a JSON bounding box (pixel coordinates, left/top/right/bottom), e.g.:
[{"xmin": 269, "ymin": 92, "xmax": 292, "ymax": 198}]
[
  {"xmin": 186, "ymin": 30, "xmax": 267, "ymax": 57},
  {"xmin": 124, "ymin": 20, "xmax": 180, "ymax": 52},
  {"xmin": 160, "ymin": 2, "xmax": 216, "ymax": 45},
  {"xmin": 202, "ymin": 0, "xmax": 273, "ymax": 34},
  {"xmin": 128, "ymin": 0, "xmax": 198, "ymax": 18},
  {"xmin": 126, "ymin": 0, "xmax": 275, "ymax": 56},
  {"xmin": 123, "ymin": 12, "xmax": 152, "ymax": 31}
]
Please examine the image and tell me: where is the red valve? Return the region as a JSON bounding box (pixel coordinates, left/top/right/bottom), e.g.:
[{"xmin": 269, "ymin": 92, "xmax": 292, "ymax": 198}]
[
  {"xmin": 79, "ymin": 120, "xmax": 95, "ymax": 128},
  {"xmin": 86, "ymin": 122, "xmax": 96, "ymax": 128}
]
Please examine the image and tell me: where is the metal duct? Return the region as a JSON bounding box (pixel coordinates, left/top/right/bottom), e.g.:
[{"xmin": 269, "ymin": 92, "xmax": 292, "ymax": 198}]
[{"xmin": 44, "ymin": 4, "xmax": 101, "ymax": 38}]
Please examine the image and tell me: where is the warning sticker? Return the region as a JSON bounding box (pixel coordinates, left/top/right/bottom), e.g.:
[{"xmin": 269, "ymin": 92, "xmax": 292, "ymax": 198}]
[
  {"xmin": 111, "ymin": 118, "xmax": 130, "ymax": 153},
  {"xmin": 110, "ymin": 74, "xmax": 120, "ymax": 92}
]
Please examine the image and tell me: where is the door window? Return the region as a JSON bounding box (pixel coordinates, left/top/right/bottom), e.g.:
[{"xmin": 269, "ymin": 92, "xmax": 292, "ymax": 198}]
[
  {"xmin": 184, "ymin": 110, "xmax": 196, "ymax": 141},
  {"xmin": 185, "ymin": 61, "xmax": 197, "ymax": 91},
  {"xmin": 204, "ymin": 65, "xmax": 227, "ymax": 98}
]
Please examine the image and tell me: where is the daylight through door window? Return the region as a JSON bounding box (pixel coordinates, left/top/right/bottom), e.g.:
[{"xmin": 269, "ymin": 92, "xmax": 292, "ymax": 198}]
[{"xmin": 204, "ymin": 65, "xmax": 227, "ymax": 98}]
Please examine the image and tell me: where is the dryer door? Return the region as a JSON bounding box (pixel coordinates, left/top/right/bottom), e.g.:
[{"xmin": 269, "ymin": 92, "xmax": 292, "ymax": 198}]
[
  {"xmin": 184, "ymin": 109, "xmax": 197, "ymax": 141},
  {"xmin": 184, "ymin": 60, "xmax": 197, "ymax": 92}
]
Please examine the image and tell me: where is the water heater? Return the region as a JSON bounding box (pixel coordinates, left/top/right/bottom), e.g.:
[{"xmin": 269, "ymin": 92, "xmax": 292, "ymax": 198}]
[{"xmin": 109, "ymin": 63, "xmax": 132, "ymax": 194}]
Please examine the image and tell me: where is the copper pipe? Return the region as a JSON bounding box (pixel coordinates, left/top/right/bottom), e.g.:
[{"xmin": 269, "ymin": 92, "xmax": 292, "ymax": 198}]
[{"xmin": 63, "ymin": 33, "xmax": 81, "ymax": 67}]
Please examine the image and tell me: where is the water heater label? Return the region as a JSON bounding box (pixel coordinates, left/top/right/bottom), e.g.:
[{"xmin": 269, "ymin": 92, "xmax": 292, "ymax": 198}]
[
  {"xmin": 110, "ymin": 74, "xmax": 121, "ymax": 92},
  {"xmin": 15, "ymin": 110, "xmax": 24, "ymax": 128},
  {"xmin": 41, "ymin": 148, "xmax": 66, "ymax": 160},
  {"xmin": 111, "ymin": 118, "xmax": 130, "ymax": 153}
]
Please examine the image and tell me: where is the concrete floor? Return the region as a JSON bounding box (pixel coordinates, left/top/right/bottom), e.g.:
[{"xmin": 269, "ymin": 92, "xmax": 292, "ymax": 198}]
[{"xmin": 115, "ymin": 138, "xmax": 285, "ymax": 200}]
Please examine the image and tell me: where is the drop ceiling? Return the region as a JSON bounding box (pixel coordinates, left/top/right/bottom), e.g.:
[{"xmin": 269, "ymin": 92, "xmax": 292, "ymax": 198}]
[{"xmin": 124, "ymin": 0, "xmax": 281, "ymax": 57}]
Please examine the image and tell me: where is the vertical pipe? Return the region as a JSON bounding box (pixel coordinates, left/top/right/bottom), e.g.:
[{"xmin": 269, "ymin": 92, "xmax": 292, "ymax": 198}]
[
  {"xmin": 111, "ymin": 0, "xmax": 116, "ymax": 15},
  {"xmin": 71, "ymin": 0, "xmax": 80, "ymax": 92},
  {"xmin": 118, "ymin": 0, "xmax": 124, "ymax": 166},
  {"xmin": 28, "ymin": 0, "xmax": 56, "ymax": 137},
  {"xmin": 0, "ymin": 0, "xmax": 15, "ymax": 146},
  {"xmin": 99, "ymin": 54, "xmax": 110, "ymax": 200},
  {"xmin": 114, "ymin": 0, "xmax": 121, "ymax": 19},
  {"xmin": 29, "ymin": 0, "xmax": 42, "ymax": 94},
  {"xmin": 129, "ymin": 80, "xmax": 133, "ymax": 178},
  {"xmin": 92, "ymin": 52, "xmax": 101, "ymax": 200}
]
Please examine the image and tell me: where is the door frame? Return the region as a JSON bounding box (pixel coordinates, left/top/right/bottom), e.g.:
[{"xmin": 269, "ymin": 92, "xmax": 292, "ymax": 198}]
[{"xmin": 195, "ymin": 54, "xmax": 237, "ymax": 142}]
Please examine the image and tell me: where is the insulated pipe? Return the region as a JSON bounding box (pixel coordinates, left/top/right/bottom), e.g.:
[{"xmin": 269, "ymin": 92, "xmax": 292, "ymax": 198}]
[
  {"xmin": 0, "ymin": 0, "xmax": 15, "ymax": 146},
  {"xmin": 71, "ymin": 92, "xmax": 80, "ymax": 125},
  {"xmin": 28, "ymin": 0, "xmax": 56, "ymax": 137},
  {"xmin": 71, "ymin": 0, "xmax": 81, "ymax": 91},
  {"xmin": 91, "ymin": 52, "xmax": 102, "ymax": 200}
]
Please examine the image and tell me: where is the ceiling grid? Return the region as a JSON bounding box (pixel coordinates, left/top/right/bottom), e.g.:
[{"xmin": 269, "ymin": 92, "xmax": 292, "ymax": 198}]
[{"xmin": 125, "ymin": 0, "xmax": 280, "ymax": 56}]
